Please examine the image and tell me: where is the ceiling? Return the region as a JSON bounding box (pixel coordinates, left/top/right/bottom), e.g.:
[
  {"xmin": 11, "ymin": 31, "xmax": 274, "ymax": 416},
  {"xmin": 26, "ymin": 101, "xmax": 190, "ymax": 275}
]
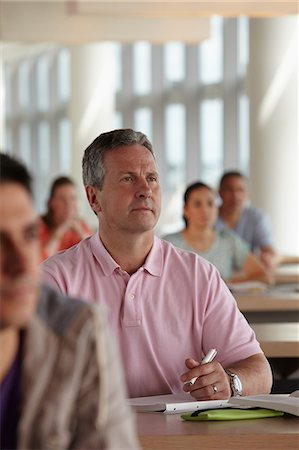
[{"xmin": 0, "ymin": 1, "xmax": 297, "ymax": 44}]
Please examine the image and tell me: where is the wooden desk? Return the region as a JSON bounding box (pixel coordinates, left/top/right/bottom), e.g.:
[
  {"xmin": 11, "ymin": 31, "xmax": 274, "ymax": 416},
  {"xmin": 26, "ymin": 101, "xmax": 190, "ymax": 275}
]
[
  {"xmin": 235, "ymin": 291, "xmax": 299, "ymax": 313},
  {"xmin": 234, "ymin": 289, "xmax": 299, "ymax": 323},
  {"xmin": 251, "ymin": 323, "xmax": 299, "ymax": 357},
  {"xmin": 137, "ymin": 411, "xmax": 299, "ymax": 449},
  {"xmin": 274, "ymin": 264, "xmax": 299, "ymax": 284}
]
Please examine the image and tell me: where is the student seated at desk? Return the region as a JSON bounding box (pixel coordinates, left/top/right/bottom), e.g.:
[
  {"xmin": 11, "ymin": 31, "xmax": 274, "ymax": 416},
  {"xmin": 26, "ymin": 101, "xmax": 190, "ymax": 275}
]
[
  {"xmin": 216, "ymin": 171, "xmax": 279, "ymax": 270},
  {"xmin": 0, "ymin": 154, "xmax": 140, "ymax": 450},
  {"xmin": 41, "ymin": 129, "xmax": 273, "ymax": 402},
  {"xmin": 39, "ymin": 176, "xmax": 92, "ymax": 261},
  {"xmin": 163, "ymin": 181, "xmax": 272, "ymax": 285}
]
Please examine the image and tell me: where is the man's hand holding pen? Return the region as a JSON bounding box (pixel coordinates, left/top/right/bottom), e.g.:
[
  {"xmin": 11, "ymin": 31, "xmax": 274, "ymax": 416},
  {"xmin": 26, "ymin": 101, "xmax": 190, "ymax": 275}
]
[{"xmin": 180, "ymin": 349, "xmax": 231, "ymax": 400}]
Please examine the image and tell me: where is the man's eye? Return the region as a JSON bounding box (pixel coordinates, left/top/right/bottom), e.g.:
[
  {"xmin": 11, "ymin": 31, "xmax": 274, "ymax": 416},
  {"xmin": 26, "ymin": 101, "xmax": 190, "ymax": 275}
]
[
  {"xmin": 122, "ymin": 176, "xmax": 133, "ymax": 182},
  {"xmin": 148, "ymin": 176, "xmax": 158, "ymax": 182}
]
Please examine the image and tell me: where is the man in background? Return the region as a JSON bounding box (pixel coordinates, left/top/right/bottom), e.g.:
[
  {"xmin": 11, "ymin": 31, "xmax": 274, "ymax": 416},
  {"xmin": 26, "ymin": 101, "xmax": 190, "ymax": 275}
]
[
  {"xmin": 42, "ymin": 129, "xmax": 272, "ymax": 401},
  {"xmin": 0, "ymin": 153, "xmax": 140, "ymax": 450},
  {"xmin": 217, "ymin": 171, "xmax": 278, "ymax": 270}
]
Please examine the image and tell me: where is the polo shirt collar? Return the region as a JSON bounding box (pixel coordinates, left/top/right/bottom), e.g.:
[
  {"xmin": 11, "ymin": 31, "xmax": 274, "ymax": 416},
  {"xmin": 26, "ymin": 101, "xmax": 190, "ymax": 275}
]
[
  {"xmin": 143, "ymin": 236, "xmax": 163, "ymax": 277},
  {"xmin": 90, "ymin": 232, "xmax": 162, "ymax": 277}
]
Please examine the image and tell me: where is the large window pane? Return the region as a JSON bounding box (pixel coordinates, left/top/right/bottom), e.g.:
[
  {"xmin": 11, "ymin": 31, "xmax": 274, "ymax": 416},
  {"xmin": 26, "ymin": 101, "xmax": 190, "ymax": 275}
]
[
  {"xmin": 199, "ymin": 17, "xmax": 223, "ymax": 84},
  {"xmin": 36, "ymin": 55, "xmax": 49, "ymax": 111},
  {"xmin": 164, "ymin": 42, "xmax": 185, "ymax": 83},
  {"xmin": 165, "ymin": 104, "xmax": 186, "ymax": 188},
  {"xmin": 133, "ymin": 42, "xmax": 151, "ymax": 95},
  {"xmin": 113, "ymin": 43, "xmax": 122, "ymax": 93},
  {"xmin": 238, "ymin": 17, "xmax": 249, "ymax": 76},
  {"xmin": 57, "ymin": 49, "xmax": 70, "ymax": 102},
  {"xmin": 18, "ymin": 61, "xmax": 30, "ymax": 109},
  {"xmin": 113, "ymin": 111, "xmax": 123, "ymax": 129},
  {"xmin": 239, "ymin": 94, "xmax": 249, "ymax": 173},
  {"xmin": 4, "ymin": 65, "xmax": 13, "ymax": 116},
  {"xmin": 58, "ymin": 118, "xmax": 71, "ymax": 173},
  {"xmin": 19, "ymin": 124, "xmax": 31, "ymax": 165},
  {"xmin": 4, "ymin": 127, "xmax": 12, "ymax": 154},
  {"xmin": 134, "ymin": 108, "xmax": 152, "ymax": 141},
  {"xmin": 200, "ymin": 99, "xmax": 223, "ymax": 186},
  {"xmin": 37, "ymin": 121, "xmax": 50, "ymax": 174}
]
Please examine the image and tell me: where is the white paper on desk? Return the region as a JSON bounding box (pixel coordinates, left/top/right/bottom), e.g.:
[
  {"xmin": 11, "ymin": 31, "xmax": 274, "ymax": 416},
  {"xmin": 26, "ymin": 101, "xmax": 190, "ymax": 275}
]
[
  {"xmin": 228, "ymin": 393, "xmax": 299, "ymax": 417},
  {"xmin": 228, "ymin": 281, "xmax": 268, "ymax": 293},
  {"xmin": 128, "ymin": 393, "xmax": 229, "ymax": 414}
]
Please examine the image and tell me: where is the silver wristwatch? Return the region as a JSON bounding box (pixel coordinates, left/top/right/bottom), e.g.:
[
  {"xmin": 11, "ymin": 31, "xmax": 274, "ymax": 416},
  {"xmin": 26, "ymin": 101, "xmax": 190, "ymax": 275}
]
[{"xmin": 225, "ymin": 369, "xmax": 243, "ymax": 396}]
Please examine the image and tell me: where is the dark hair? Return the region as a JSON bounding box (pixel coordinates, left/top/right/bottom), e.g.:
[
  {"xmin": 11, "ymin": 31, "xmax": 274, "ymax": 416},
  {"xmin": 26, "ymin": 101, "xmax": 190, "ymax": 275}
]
[
  {"xmin": 183, "ymin": 181, "xmax": 214, "ymax": 226},
  {"xmin": 219, "ymin": 171, "xmax": 246, "ymax": 189},
  {"xmin": 48, "ymin": 176, "xmax": 75, "ymax": 199},
  {"xmin": 82, "ymin": 129, "xmax": 155, "ymax": 189},
  {"xmin": 42, "ymin": 176, "xmax": 76, "ymax": 228},
  {"xmin": 0, "ymin": 153, "xmax": 32, "ymax": 195}
]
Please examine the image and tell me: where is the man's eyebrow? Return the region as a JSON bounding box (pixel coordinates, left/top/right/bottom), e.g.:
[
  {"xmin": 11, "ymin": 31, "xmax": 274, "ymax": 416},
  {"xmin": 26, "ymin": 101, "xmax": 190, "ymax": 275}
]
[
  {"xmin": 118, "ymin": 170, "xmax": 159, "ymax": 176},
  {"xmin": 147, "ymin": 171, "xmax": 159, "ymax": 177}
]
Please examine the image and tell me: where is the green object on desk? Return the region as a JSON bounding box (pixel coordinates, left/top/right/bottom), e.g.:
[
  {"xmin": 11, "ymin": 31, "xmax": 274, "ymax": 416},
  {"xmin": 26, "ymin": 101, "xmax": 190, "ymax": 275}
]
[{"xmin": 181, "ymin": 408, "xmax": 284, "ymax": 421}]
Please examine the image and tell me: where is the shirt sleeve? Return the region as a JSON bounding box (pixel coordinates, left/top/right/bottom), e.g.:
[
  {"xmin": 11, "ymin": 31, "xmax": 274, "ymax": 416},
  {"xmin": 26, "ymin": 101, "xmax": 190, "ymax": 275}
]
[
  {"xmin": 199, "ymin": 266, "xmax": 262, "ymax": 368},
  {"xmin": 252, "ymin": 209, "xmax": 274, "ymax": 248},
  {"xmin": 230, "ymin": 232, "xmax": 250, "ymax": 271},
  {"xmin": 41, "ymin": 258, "xmax": 68, "ymax": 294}
]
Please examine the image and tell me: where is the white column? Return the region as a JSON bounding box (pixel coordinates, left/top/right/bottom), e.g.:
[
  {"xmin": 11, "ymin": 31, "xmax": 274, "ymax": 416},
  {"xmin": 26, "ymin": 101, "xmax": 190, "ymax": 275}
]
[
  {"xmin": 69, "ymin": 43, "xmax": 116, "ymax": 228},
  {"xmin": 248, "ymin": 17, "xmax": 298, "ymax": 255}
]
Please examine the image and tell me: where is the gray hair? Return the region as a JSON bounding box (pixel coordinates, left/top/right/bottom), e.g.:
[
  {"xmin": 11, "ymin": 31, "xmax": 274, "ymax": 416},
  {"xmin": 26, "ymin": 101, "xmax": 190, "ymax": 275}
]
[{"xmin": 82, "ymin": 129, "xmax": 155, "ymax": 189}]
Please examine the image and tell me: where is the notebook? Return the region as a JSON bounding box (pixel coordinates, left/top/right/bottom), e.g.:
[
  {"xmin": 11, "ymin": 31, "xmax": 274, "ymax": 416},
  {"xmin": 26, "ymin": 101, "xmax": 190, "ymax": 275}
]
[
  {"xmin": 128, "ymin": 393, "xmax": 229, "ymax": 414},
  {"xmin": 228, "ymin": 391, "xmax": 299, "ymax": 417}
]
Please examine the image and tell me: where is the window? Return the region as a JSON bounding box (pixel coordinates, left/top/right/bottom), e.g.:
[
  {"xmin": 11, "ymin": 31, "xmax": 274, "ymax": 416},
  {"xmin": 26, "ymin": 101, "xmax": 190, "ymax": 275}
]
[
  {"xmin": 4, "ymin": 46, "xmax": 71, "ymax": 213},
  {"xmin": 133, "ymin": 42, "xmax": 152, "ymax": 95},
  {"xmin": 19, "ymin": 124, "xmax": 31, "ymax": 165},
  {"xmin": 115, "ymin": 17, "xmax": 249, "ymax": 233},
  {"xmin": 199, "ymin": 17, "xmax": 223, "ymax": 84},
  {"xmin": 134, "ymin": 108, "xmax": 152, "ymax": 141},
  {"xmin": 36, "ymin": 55, "xmax": 50, "ymax": 112},
  {"xmin": 165, "ymin": 104, "xmax": 186, "ymax": 188},
  {"xmin": 164, "ymin": 42, "xmax": 185, "ymax": 84},
  {"xmin": 58, "ymin": 118, "xmax": 72, "ymax": 173},
  {"xmin": 4, "ymin": 18, "xmax": 248, "ymax": 230},
  {"xmin": 200, "ymin": 99, "xmax": 223, "ymax": 186}
]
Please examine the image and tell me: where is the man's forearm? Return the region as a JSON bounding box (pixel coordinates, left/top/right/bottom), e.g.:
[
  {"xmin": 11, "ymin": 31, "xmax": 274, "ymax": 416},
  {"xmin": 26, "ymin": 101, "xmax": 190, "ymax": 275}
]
[{"xmin": 226, "ymin": 353, "xmax": 272, "ymax": 396}]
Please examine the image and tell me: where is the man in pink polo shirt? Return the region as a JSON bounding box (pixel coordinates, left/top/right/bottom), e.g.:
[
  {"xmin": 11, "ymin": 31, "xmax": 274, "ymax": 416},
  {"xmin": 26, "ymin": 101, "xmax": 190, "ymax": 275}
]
[{"xmin": 42, "ymin": 129, "xmax": 272, "ymax": 400}]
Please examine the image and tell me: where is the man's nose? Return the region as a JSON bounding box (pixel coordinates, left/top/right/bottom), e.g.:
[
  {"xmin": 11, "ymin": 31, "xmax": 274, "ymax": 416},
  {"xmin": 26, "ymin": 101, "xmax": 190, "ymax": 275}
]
[{"xmin": 136, "ymin": 179, "xmax": 152, "ymax": 198}]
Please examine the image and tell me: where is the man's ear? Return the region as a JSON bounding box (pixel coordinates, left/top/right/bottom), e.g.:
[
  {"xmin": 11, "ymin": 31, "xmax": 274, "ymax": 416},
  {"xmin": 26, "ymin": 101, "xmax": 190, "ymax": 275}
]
[{"xmin": 85, "ymin": 185, "xmax": 102, "ymax": 214}]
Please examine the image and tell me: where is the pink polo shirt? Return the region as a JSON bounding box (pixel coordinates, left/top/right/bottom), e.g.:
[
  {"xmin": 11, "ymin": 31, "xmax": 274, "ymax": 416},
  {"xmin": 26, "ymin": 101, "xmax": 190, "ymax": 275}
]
[{"xmin": 41, "ymin": 233, "xmax": 261, "ymax": 398}]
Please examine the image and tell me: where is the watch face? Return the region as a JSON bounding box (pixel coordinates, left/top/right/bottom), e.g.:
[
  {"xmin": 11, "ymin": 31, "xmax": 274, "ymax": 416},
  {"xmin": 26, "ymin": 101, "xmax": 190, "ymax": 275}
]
[
  {"xmin": 226, "ymin": 370, "xmax": 243, "ymax": 396},
  {"xmin": 232, "ymin": 374, "xmax": 243, "ymax": 395}
]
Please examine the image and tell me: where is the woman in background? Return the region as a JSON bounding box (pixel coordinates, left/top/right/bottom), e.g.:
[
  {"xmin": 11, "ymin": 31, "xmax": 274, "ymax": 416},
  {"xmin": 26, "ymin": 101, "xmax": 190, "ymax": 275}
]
[
  {"xmin": 39, "ymin": 176, "xmax": 92, "ymax": 260},
  {"xmin": 163, "ymin": 181, "xmax": 272, "ymax": 285}
]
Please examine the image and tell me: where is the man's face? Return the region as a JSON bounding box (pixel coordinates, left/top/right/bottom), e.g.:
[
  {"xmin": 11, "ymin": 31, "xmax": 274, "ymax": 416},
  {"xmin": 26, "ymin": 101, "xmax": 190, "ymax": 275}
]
[
  {"xmin": 219, "ymin": 176, "xmax": 248, "ymax": 211},
  {"xmin": 0, "ymin": 183, "xmax": 40, "ymax": 329},
  {"xmin": 92, "ymin": 145, "xmax": 161, "ymax": 235}
]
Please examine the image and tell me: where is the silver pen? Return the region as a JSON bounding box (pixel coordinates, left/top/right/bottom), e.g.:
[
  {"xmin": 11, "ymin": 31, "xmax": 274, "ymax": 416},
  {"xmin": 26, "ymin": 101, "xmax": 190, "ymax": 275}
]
[{"xmin": 189, "ymin": 348, "xmax": 218, "ymax": 385}]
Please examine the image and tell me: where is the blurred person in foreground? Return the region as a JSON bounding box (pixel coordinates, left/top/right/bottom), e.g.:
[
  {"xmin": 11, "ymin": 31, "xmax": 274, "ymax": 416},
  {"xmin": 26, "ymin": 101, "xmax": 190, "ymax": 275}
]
[
  {"xmin": 42, "ymin": 129, "xmax": 272, "ymax": 401},
  {"xmin": 163, "ymin": 181, "xmax": 272, "ymax": 285},
  {"xmin": 0, "ymin": 153, "xmax": 140, "ymax": 450},
  {"xmin": 39, "ymin": 176, "xmax": 92, "ymax": 260},
  {"xmin": 217, "ymin": 171, "xmax": 279, "ymax": 270}
]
